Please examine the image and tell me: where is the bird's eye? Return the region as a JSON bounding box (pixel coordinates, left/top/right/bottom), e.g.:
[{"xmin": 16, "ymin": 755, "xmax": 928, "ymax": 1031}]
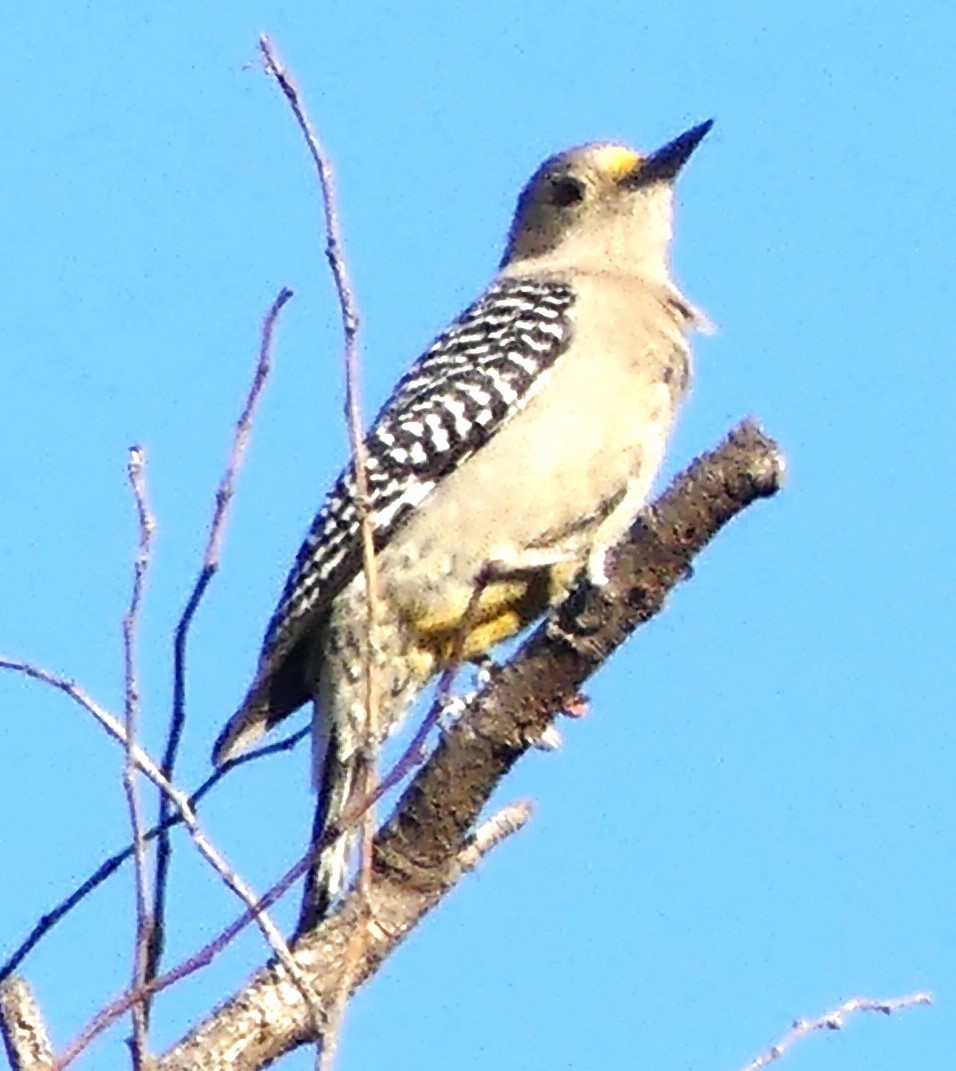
[{"xmin": 551, "ymin": 176, "xmax": 586, "ymax": 207}]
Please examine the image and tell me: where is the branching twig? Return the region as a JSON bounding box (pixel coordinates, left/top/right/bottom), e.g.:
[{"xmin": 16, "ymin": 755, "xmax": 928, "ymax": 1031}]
[
  {"xmin": 121, "ymin": 446, "xmax": 156, "ymax": 1063},
  {"xmin": 56, "ymin": 754, "xmax": 320, "ymax": 1069},
  {"xmin": 149, "ymin": 286, "xmax": 293, "ymax": 994},
  {"xmin": 458, "ymin": 801, "xmax": 535, "ymax": 870},
  {"xmin": 0, "ymin": 977, "xmax": 54, "ymax": 1071},
  {"xmin": 52, "ymin": 790, "xmax": 534, "ymax": 1071},
  {"xmin": 0, "ymin": 643, "xmax": 421, "ymax": 991},
  {"xmin": 0, "ymin": 658, "xmax": 319, "ymax": 1069},
  {"xmin": 0, "ymin": 727, "xmax": 307, "ymax": 983},
  {"xmin": 739, "ymin": 992, "xmax": 933, "ymax": 1070},
  {"xmin": 56, "ymin": 837, "xmax": 316, "ymax": 1071}
]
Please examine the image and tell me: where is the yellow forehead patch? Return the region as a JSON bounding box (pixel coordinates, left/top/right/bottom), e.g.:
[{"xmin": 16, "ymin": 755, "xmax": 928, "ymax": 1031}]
[{"xmin": 592, "ymin": 144, "xmax": 642, "ymax": 179}]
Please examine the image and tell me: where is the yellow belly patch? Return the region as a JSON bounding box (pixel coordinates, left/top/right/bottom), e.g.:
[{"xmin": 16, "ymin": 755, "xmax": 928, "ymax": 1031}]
[{"xmin": 409, "ymin": 564, "xmax": 579, "ymax": 666}]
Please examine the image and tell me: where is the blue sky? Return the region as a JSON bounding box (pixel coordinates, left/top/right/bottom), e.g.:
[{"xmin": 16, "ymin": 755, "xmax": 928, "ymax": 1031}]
[{"xmin": 2, "ymin": 4, "xmax": 954, "ymax": 1069}]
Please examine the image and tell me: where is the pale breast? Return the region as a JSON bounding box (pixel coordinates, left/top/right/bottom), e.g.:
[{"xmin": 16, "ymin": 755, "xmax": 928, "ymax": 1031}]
[{"xmin": 379, "ymin": 272, "xmax": 693, "ymax": 610}]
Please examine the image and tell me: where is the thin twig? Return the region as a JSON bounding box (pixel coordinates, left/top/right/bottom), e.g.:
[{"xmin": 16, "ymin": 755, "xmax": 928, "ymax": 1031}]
[
  {"xmin": 0, "ymin": 727, "xmax": 308, "ymax": 984},
  {"xmin": 204, "ymin": 288, "xmax": 295, "ymax": 571},
  {"xmin": 458, "ymin": 801, "xmax": 534, "ymax": 870},
  {"xmin": 47, "ymin": 667, "xmax": 458, "ymax": 1070},
  {"xmin": 10, "ymin": 586, "xmax": 521, "ymax": 1022},
  {"xmin": 0, "ymin": 657, "xmax": 320, "ymax": 1069},
  {"xmin": 0, "ymin": 977, "xmax": 54, "ymax": 1071},
  {"xmin": 148, "ymin": 286, "xmax": 293, "ymax": 994},
  {"xmin": 57, "ymin": 837, "xmax": 317, "ymax": 1071},
  {"xmin": 739, "ymin": 992, "xmax": 933, "ymax": 1071},
  {"xmin": 259, "ymin": 37, "xmax": 379, "ymax": 1069},
  {"xmin": 121, "ymin": 447, "xmax": 156, "ymax": 1063}
]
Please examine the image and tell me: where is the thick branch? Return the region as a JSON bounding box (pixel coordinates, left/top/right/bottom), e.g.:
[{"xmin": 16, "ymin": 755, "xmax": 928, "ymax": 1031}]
[{"xmin": 159, "ymin": 420, "xmax": 783, "ymax": 1071}]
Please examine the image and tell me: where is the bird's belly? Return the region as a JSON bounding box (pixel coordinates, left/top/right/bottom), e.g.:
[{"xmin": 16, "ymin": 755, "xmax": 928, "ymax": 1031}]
[{"xmin": 377, "ymin": 335, "xmax": 679, "ymax": 661}]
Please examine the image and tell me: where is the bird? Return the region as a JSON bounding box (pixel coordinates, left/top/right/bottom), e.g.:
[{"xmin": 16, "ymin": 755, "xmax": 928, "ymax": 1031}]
[{"xmin": 213, "ymin": 119, "xmax": 713, "ymax": 924}]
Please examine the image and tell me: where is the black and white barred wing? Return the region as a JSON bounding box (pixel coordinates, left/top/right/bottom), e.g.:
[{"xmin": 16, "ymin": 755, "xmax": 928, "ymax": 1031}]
[{"xmin": 213, "ymin": 277, "xmax": 575, "ymax": 762}]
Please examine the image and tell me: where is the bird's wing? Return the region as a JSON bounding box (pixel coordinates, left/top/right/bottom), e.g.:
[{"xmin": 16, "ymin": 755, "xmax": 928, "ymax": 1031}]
[{"xmin": 213, "ymin": 276, "xmax": 576, "ymax": 764}]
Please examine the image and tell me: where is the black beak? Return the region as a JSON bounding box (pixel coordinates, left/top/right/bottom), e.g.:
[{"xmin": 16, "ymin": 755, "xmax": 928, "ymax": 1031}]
[{"xmin": 633, "ymin": 119, "xmax": 713, "ymax": 185}]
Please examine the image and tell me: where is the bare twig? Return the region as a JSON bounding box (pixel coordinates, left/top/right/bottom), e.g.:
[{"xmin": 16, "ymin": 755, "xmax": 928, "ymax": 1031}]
[
  {"xmin": 259, "ymin": 37, "xmax": 378, "ymax": 1068},
  {"xmin": 1, "ymin": 625, "xmax": 501, "ymax": 1024},
  {"xmin": 739, "ymin": 992, "xmax": 933, "ymax": 1070},
  {"xmin": 458, "ymin": 801, "xmax": 535, "ymax": 870},
  {"xmin": 57, "ymin": 838, "xmax": 317, "ymax": 1071},
  {"xmin": 121, "ymin": 446, "xmax": 157, "ymax": 1063},
  {"xmin": 149, "ymin": 286, "xmax": 293, "ymax": 991},
  {"xmin": 55, "ymin": 740, "xmax": 321, "ymax": 1070},
  {"xmin": 0, "ymin": 658, "xmax": 319, "ymax": 1070},
  {"xmin": 202, "ymin": 288, "xmax": 295, "ymax": 570},
  {"xmin": 1, "ymin": 289, "xmax": 294, "ymax": 994},
  {"xmin": 0, "ymin": 661, "xmax": 416, "ymax": 993},
  {"xmin": 0, "ymin": 727, "xmax": 307, "ymax": 984},
  {"xmin": 0, "ymin": 977, "xmax": 54, "ymax": 1071}
]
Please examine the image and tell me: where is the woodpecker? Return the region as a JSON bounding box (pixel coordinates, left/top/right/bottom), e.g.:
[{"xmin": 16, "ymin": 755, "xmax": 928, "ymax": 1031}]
[{"xmin": 213, "ymin": 120, "xmax": 713, "ymax": 922}]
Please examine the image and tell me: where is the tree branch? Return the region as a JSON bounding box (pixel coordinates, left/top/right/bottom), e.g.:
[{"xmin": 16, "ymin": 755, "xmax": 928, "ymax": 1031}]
[
  {"xmin": 739, "ymin": 991, "xmax": 932, "ymax": 1070},
  {"xmin": 121, "ymin": 446, "xmax": 157, "ymax": 1062},
  {"xmin": 0, "ymin": 728, "xmax": 307, "ymax": 985},
  {"xmin": 259, "ymin": 38, "xmax": 383, "ymax": 1066},
  {"xmin": 0, "ymin": 655, "xmax": 320, "ymax": 1071},
  {"xmin": 156, "ymin": 419, "xmax": 785, "ymax": 1071},
  {"xmin": 0, "ymin": 977, "xmax": 53, "ymax": 1071}
]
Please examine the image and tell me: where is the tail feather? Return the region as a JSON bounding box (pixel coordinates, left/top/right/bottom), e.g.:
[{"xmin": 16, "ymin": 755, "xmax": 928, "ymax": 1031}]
[
  {"xmin": 212, "ymin": 644, "xmax": 311, "ymax": 767},
  {"xmin": 211, "ymin": 690, "xmax": 272, "ymax": 767},
  {"xmin": 298, "ymin": 722, "xmax": 358, "ymax": 931}
]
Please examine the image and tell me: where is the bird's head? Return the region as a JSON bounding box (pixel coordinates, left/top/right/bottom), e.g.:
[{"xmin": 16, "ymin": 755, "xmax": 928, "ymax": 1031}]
[{"xmin": 501, "ymin": 120, "xmax": 712, "ymax": 281}]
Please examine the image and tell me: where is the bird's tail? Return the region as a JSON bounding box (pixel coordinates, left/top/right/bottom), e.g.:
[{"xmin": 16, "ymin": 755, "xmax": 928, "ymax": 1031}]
[{"xmin": 298, "ymin": 721, "xmax": 359, "ymax": 931}]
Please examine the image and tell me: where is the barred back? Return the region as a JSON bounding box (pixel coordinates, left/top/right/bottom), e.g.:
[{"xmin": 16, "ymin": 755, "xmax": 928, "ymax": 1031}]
[{"xmin": 259, "ymin": 276, "xmax": 577, "ymax": 680}]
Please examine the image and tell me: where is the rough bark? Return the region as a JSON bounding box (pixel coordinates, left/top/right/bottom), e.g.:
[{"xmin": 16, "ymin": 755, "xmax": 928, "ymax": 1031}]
[{"xmin": 160, "ymin": 419, "xmax": 785, "ymax": 1071}]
